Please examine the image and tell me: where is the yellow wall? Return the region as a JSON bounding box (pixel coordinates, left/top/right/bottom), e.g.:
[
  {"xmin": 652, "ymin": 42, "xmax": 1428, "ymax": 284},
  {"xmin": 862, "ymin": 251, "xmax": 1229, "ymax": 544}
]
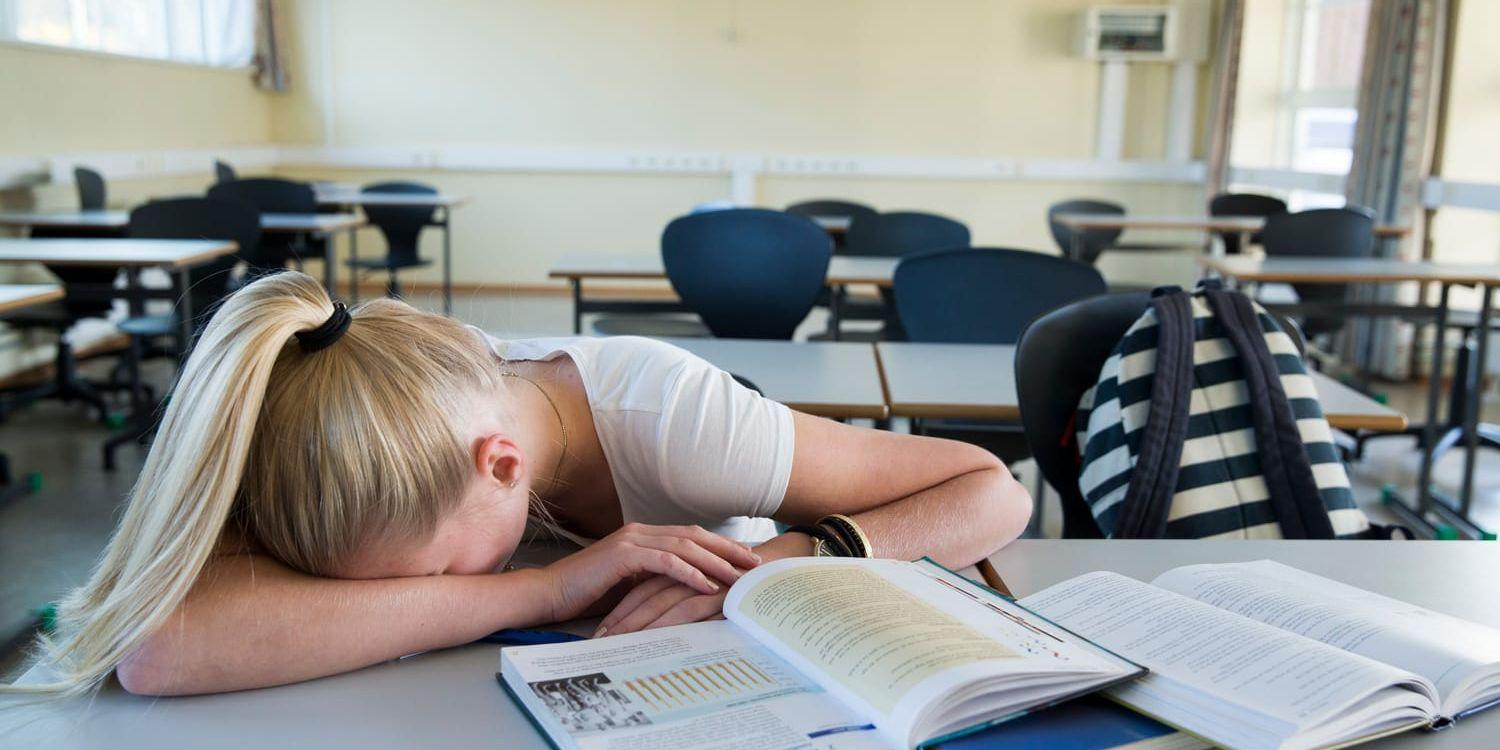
[
  {"xmin": 1229, "ymin": 0, "xmax": 1289, "ymax": 169},
  {"xmin": 272, "ymin": 0, "xmax": 1206, "ymax": 288}
]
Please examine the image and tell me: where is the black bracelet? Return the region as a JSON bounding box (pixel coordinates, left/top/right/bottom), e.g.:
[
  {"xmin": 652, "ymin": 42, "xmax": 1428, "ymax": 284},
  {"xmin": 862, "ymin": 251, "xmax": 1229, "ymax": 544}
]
[
  {"xmin": 818, "ymin": 514, "xmax": 872, "ymax": 558},
  {"xmin": 786, "ymin": 524, "xmax": 850, "ymax": 557}
]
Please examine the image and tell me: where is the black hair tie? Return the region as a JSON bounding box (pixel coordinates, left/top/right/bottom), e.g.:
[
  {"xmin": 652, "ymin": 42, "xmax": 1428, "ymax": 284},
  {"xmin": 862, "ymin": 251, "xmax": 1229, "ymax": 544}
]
[{"xmin": 295, "ymin": 302, "xmax": 352, "ymax": 353}]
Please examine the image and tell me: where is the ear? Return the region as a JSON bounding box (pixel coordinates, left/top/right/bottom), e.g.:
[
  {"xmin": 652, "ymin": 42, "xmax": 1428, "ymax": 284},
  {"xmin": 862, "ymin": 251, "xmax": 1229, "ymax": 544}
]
[{"xmin": 473, "ymin": 433, "xmax": 526, "ymax": 489}]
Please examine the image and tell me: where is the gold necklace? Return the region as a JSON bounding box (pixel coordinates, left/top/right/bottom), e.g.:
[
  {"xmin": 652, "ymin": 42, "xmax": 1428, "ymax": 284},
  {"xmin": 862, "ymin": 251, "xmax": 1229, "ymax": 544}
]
[{"xmin": 500, "ymin": 370, "xmax": 568, "ymax": 495}]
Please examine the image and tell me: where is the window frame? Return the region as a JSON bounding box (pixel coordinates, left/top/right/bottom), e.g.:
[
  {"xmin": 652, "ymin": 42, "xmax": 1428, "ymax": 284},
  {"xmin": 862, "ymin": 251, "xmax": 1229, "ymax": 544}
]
[{"xmin": 0, "ymin": 0, "xmax": 255, "ymax": 72}]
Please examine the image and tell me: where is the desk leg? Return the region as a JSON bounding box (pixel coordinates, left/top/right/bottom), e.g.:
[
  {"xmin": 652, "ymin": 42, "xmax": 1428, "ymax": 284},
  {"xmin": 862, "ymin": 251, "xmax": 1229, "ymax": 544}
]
[
  {"xmin": 443, "ymin": 211, "xmax": 453, "ymax": 316},
  {"xmin": 348, "ymin": 225, "xmax": 360, "ymax": 304},
  {"xmin": 1069, "ymin": 232, "xmax": 1083, "ymax": 262},
  {"xmin": 174, "ymin": 268, "xmax": 195, "ymax": 360},
  {"xmin": 321, "ymin": 233, "xmax": 335, "ymax": 293},
  {"xmin": 829, "ymin": 285, "xmax": 843, "ymax": 341},
  {"xmin": 1415, "ymin": 282, "xmax": 1451, "ymax": 518},
  {"xmin": 125, "ymin": 269, "xmax": 147, "ymax": 317},
  {"xmin": 1457, "ymin": 284, "xmax": 1494, "ymax": 518},
  {"xmin": 571, "ymin": 279, "xmax": 582, "ymax": 334}
]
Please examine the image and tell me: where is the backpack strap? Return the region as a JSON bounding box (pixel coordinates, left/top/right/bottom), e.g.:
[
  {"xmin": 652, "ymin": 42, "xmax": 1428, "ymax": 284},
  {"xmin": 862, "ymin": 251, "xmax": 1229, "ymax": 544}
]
[
  {"xmin": 1113, "ymin": 287, "xmax": 1195, "ymax": 538},
  {"xmin": 1202, "ymin": 287, "xmax": 1337, "ymax": 539}
]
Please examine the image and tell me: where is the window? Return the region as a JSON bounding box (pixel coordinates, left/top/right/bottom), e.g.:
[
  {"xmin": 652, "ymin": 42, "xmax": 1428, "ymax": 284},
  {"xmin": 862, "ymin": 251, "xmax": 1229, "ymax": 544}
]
[
  {"xmin": 1280, "ymin": 0, "xmax": 1370, "ymax": 207},
  {"xmin": 0, "ymin": 0, "xmax": 255, "ymax": 68}
]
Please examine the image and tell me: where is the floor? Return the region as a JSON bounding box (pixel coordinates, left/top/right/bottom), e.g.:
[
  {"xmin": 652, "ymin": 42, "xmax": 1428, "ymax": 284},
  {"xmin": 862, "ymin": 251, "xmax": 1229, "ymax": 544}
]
[{"xmin": 2, "ymin": 289, "xmax": 1497, "ymax": 679}]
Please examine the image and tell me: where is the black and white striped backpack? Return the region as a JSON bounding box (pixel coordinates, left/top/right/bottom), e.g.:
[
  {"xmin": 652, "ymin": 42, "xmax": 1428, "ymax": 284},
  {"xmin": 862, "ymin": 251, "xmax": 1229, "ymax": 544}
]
[{"xmin": 1075, "ymin": 282, "xmax": 1374, "ymax": 539}]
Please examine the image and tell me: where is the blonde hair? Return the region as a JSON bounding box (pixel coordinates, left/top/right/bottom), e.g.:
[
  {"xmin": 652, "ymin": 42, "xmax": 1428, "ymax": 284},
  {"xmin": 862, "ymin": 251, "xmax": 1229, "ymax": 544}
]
[{"xmin": 5, "ymin": 271, "xmax": 502, "ymax": 698}]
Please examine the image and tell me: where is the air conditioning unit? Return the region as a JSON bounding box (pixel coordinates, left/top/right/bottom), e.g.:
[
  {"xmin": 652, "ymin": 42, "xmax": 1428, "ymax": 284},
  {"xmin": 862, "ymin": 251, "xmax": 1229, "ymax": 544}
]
[{"xmin": 1078, "ymin": 6, "xmax": 1178, "ymax": 61}]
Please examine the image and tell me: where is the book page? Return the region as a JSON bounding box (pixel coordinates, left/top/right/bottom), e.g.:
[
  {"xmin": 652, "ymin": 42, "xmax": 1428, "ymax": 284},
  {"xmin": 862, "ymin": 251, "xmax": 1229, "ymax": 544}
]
[
  {"xmin": 1018, "ymin": 571, "xmax": 1435, "ymax": 733},
  {"xmin": 1151, "ymin": 560, "xmax": 1500, "ymax": 712},
  {"xmin": 499, "ymin": 620, "xmax": 886, "ymax": 750},
  {"xmin": 723, "ymin": 558, "xmax": 1134, "ymax": 746}
]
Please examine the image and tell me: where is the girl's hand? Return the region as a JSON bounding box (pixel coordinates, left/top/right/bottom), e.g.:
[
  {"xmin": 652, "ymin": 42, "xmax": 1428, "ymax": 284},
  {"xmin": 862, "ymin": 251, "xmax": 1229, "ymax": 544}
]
[
  {"xmin": 540, "ymin": 523, "xmax": 760, "ymax": 622},
  {"xmin": 595, "ymin": 575, "xmax": 731, "ymax": 637}
]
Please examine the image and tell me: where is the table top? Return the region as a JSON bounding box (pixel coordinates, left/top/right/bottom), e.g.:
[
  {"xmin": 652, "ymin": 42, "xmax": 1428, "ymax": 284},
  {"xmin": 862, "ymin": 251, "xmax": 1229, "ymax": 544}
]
[
  {"xmin": 0, "ymin": 238, "xmax": 238, "ymax": 268},
  {"xmin": 660, "ymin": 336, "xmax": 888, "ymax": 419},
  {"xmin": 1203, "ymin": 255, "xmax": 1500, "ymax": 286},
  {"xmin": 314, "ymin": 188, "xmax": 471, "ymax": 208},
  {"xmin": 0, "ymin": 283, "xmax": 64, "ymax": 314},
  {"xmin": 810, "ymin": 215, "xmax": 851, "ymax": 233},
  {"xmin": 259, "ymin": 212, "xmax": 365, "ymax": 234},
  {"xmin": 1052, "ymin": 212, "xmax": 1410, "ymax": 238},
  {"xmin": 0, "ymin": 209, "xmax": 364, "ymax": 235},
  {"xmin": 875, "ymin": 341, "xmax": 1406, "ymax": 431},
  {"xmin": 548, "ymin": 253, "xmax": 898, "ymax": 287},
  {"xmin": 8, "ymin": 539, "xmax": 1490, "ymax": 749}
]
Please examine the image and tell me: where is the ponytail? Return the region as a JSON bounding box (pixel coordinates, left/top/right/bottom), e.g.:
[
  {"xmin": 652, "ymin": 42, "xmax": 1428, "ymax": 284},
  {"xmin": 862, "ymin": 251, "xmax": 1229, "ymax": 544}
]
[{"xmin": 5, "ymin": 271, "xmax": 501, "ymax": 698}]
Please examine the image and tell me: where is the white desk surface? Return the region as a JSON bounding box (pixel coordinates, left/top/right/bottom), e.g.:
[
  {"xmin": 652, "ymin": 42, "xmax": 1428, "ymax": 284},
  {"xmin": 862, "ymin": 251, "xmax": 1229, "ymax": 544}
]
[
  {"xmin": 259, "ymin": 212, "xmax": 365, "ymax": 234},
  {"xmin": 659, "ymin": 336, "xmax": 888, "ymax": 419},
  {"xmin": 0, "ymin": 283, "xmax": 63, "ymax": 314},
  {"xmin": 0, "ymin": 238, "xmax": 237, "ymax": 268},
  {"xmin": 8, "ymin": 539, "xmax": 1492, "ymax": 749},
  {"xmin": 1203, "ymin": 256, "xmax": 1500, "ymax": 286},
  {"xmin": 810, "ymin": 215, "xmax": 851, "ymax": 232},
  {"xmin": 0, "ymin": 209, "xmax": 128, "ymax": 228},
  {"xmin": 875, "ymin": 341, "xmax": 1406, "ymax": 431},
  {"xmin": 1053, "ymin": 212, "xmax": 1411, "ymax": 238},
  {"xmin": 0, "ymin": 210, "xmax": 364, "ymax": 235},
  {"xmin": 547, "ymin": 254, "xmax": 897, "ymax": 287},
  {"xmin": 314, "ymin": 189, "xmax": 471, "ymax": 208}
]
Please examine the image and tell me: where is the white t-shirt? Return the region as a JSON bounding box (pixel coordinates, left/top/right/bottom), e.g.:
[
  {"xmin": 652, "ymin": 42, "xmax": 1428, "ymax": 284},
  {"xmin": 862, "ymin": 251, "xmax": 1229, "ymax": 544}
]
[{"xmin": 474, "ymin": 332, "xmax": 795, "ymax": 543}]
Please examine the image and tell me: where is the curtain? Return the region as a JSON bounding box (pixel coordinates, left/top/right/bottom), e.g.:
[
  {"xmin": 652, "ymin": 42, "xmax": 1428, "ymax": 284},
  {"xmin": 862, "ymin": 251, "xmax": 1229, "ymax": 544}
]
[
  {"xmin": 1343, "ymin": 0, "xmax": 1449, "ymax": 378},
  {"xmin": 252, "ymin": 0, "xmax": 289, "ymax": 92},
  {"xmin": 1202, "ymin": 0, "xmax": 1245, "ymax": 201}
]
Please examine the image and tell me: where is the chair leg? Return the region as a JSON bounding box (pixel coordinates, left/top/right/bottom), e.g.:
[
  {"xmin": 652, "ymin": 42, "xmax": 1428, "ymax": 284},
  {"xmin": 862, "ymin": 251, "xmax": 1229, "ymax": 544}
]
[
  {"xmin": 387, "ymin": 270, "xmax": 402, "ymax": 299},
  {"xmin": 20, "ymin": 336, "xmax": 112, "ymax": 422},
  {"xmin": 103, "ymin": 336, "xmax": 155, "ymax": 471}
]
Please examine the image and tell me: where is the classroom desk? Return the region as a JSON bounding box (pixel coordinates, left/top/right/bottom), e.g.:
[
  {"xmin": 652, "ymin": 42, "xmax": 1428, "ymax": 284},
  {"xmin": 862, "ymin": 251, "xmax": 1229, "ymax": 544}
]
[
  {"xmin": 874, "ymin": 341, "xmax": 1407, "ymax": 431},
  {"xmin": 1051, "ymin": 212, "xmax": 1410, "ymax": 260},
  {"xmin": 0, "ymin": 238, "xmax": 237, "ymax": 351},
  {"xmin": 810, "ymin": 215, "xmax": 851, "ymax": 234},
  {"xmin": 7, "ymin": 539, "xmax": 1492, "ymax": 749},
  {"xmin": 0, "ymin": 210, "xmax": 365, "ymax": 297},
  {"xmin": 1203, "ymin": 255, "xmax": 1500, "ymax": 539},
  {"xmin": 0, "ymin": 284, "xmax": 64, "ymax": 505},
  {"xmin": 659, "ymin": 336, "xmax": 888, "ymax": 419},
  {"xmin": 548, "ymin": 254, "xmax": 899, "ymax": 334},
  {"xmin": 314, "ymin": 188, "xmax": 470, "ymax": 315}
]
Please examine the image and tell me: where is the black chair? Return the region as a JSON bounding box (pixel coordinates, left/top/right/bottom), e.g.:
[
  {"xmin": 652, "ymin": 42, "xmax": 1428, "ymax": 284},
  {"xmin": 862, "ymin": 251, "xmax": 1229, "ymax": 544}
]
[
  {"xmin": 74, "ymin": 167, "xmax": 106, "ymax": 211},
  {"xmin": 1259, "ymin": 207, "xmax": 1375, "ymax": 340},
  {"xmin": 1016, "ymin": 291, "xmax": 1310, "ymax": 537},
  {"xmin": 102, "ymin": 198, "xmax": 258, "ymax": 469},
  {"xmin": 1046, "ymin": 198, "xmax": 1187, "ymax": 268},
  {"xmin": 214, "ymin": 160, "xmax": 237, "ymax": 183},
  {"xmin": 2, "ymin": 269, "xmax": 119, "ymax": 422},
  {"xmin": 662, "ymin": 209, "xmax": 831, "ymax": 340},
  {"xmin": 207, "ymin": 177, "xmax": 320, "ymax": 277},
  {"xmin": 347, "ymin": 181, "xmax": 437, "ymax": 298},
  {"xmin": 895, "ymin": 248, "xmax": 1106, "ymax": 478},
  {"xmin": 785, "ymin": 199, "xmax": 877, "ymax": 252},
  {"xmin": 839, "ymin": 211, "xmax": 970, "ymax": 341},
  {"xmin": 894, "ymin": 248, "xmax": 1107, "ymax": 344},
  {"xmin": 1209, "ymin": 192, "xmax": 1287, "ymax": 255}
]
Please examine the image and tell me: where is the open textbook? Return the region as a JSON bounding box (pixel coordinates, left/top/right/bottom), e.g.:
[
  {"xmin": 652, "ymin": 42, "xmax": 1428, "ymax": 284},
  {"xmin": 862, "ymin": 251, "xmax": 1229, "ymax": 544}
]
[
  {"xmin": 1018, "ymin": 560, "xmax": 1500, "ymax": 750},
  {"xmin": 498, "ymin": 557, "xmax": 1145, "ymax": 750}
]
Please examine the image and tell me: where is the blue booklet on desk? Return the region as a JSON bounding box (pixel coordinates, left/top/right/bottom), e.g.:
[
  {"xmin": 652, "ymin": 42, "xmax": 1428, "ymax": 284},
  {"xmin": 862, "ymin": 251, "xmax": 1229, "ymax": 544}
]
[{"xmin": 936, "ymin": 696, "xmax": 1205, "ymax": 750}]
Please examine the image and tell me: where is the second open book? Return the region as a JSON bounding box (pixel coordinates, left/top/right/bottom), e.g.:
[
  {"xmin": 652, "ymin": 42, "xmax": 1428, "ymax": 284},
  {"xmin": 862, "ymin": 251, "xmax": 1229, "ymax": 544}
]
[{"xmin": 498, "ymin": 557, "xmax": 1500, "ymax": 750}]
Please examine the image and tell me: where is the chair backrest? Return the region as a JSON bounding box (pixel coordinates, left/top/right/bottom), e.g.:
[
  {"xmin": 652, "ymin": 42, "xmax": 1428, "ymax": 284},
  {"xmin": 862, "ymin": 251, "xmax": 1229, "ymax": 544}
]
[
  {"xmin": 207, "ymin": 177, "xmax": 316, "ymax": 214},
  {"xmin": 1209, "ymin": 192, "xmax": 1287, "ymax": 254},
  {"xmin": 1016, "ymin": 289, "xmax": 1314, "ymax": 537},
  {"xmin": 362, "ymin": 181, "xmax": 438, "ymax": 265},
  {"xmin": 661, "ymin": 209, "xmax": 831, "ymax": 340},
  {"xmin": 894, "ymin": 248, "xmax": 1106, "ymax": 344},
  {"xmin": 129, "ymin": 198, "xmax": 259, "ymax": 328},
  {"xmin": 844, "ymin": 211, "xmax": 970, "ymax": 258},
  {"xmin": 1046, "ymin": 199, "xmax": 1124, "ymax": 264},
  {"xmin": 214, "ymin": 160, "xmax": 238, "ymax": 183},
  {"xmin": 1260, "ymin": 207, "xmax": 1375, "ymax": 337},
  {"xmin": 786, "ymin": 199, "xmax": 878, "ymax": 251},
  {"xmin": 74, "ymin": 166, "xmax": 106, "ymax": 211}
]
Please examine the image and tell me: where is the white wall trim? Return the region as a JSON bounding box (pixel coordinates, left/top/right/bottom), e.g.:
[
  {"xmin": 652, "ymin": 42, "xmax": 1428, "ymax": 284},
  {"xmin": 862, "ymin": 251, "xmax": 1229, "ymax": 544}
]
[
  {"xmin": 1423, "ymin": 177, "xmax": 1500, "ymax": 213},
  {"xmin": 46, "ymin": 145, "xmax": 281, "ymax": 184},
  {"xmin": 1229, "ymin": 166, "xmax": 1347, "ymax": 195},
  {"xmin": 24, "ymin": 144, "xmax": 1208, "ymax": 189}
]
